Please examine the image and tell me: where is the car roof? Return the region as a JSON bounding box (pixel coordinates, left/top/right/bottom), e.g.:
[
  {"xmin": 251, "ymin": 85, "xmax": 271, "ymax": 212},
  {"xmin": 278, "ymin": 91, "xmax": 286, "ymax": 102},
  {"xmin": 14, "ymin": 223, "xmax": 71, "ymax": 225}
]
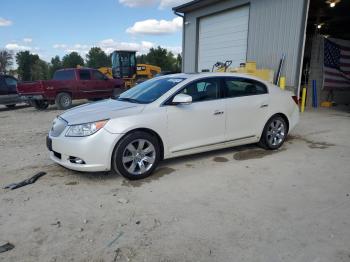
[
  {"xmin": 56, "ymin": 67, "xmax": 96, "ymax": 71},
  {"xmin": 161, "ymin": 72, "xmax": 271, "ymax": 84}
]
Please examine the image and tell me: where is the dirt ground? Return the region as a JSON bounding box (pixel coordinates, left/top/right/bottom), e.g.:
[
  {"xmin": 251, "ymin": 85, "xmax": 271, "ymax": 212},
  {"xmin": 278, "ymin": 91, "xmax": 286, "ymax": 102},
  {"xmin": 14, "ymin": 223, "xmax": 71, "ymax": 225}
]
[{"xmin": 0, "ymin": 103, "xmax": 350, "ymax": 262}]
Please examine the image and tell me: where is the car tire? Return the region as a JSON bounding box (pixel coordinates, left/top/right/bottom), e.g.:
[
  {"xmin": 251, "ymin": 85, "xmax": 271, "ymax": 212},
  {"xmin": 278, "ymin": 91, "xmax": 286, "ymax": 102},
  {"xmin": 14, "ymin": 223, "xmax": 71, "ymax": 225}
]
[
  {"xmin": 5, "ymin": 104, "xmax": 16, "ymax": 108},
  {"xmin": 258, "ymin": 115, "xmax": 288, "ymax": 150},
  {"xmin": 32, "ymin": 100, "xmax": 49, "ymax": 110},
  {"xmin": 55, "ymin": 92, "xmax": 72, "ymax": 110},
  {"xmin": 112, "ymin": 131, "xmax": 161, "ymax": 180}
]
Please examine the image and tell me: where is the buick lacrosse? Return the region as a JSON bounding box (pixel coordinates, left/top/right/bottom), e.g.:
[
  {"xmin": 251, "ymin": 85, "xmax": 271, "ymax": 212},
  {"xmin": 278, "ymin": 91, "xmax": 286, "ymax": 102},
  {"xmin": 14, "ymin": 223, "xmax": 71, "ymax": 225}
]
[{"xmin": 47, "ymin": 73, "xmax": 299, "ymax": 179}]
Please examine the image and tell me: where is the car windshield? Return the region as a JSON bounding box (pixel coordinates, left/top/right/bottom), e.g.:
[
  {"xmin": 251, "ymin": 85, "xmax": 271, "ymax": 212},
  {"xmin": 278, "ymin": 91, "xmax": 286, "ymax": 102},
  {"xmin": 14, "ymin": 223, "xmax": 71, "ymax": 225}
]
[{"xmin": 117, "ymin": 77, "xmax": 185, "ymax": 104}]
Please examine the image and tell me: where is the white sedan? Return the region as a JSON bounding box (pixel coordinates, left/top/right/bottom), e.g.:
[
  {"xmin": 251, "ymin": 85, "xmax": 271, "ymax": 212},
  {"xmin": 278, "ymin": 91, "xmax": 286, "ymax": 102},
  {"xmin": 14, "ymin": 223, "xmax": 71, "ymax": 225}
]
[{"xmin": 47, "ymin": 73, "xmax": 299, "ymax": 180}]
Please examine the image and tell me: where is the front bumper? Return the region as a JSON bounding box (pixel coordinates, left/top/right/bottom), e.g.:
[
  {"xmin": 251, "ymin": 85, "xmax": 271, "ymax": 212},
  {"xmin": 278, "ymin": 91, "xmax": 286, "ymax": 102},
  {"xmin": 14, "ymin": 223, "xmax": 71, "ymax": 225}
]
[{"xmin": 48, "ymin": 128, "xmax": 123, "ymax": 172}]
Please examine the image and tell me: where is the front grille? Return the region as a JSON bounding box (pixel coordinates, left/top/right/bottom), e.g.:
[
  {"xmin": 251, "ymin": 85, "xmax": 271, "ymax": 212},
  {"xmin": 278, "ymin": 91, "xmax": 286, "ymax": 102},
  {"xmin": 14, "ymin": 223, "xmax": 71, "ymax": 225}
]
[{"xmin": 50, "ymin": 117, "xmax": 67, "ymax": 137}]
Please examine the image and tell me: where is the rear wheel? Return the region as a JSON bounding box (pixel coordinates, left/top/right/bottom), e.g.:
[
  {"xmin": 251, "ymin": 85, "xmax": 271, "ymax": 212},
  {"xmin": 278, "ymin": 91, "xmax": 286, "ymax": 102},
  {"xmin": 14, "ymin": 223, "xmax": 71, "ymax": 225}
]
[
  {"xmin": 55, "ymin": 92, "xmax": 72, "ymax": 110},
  {"xmin": 258, "ymin": 115, "xmax": 287, "ymax": 150},
  {"xmin": 32, "ymin": 100, "xmax": 49, "ymax": 110},
  {"xmin": 5, "ymin": 104, "xmax": 16, "ymax": 108},
  {"xmin": 112, "ymin": 131, "xmax": 160, "ymax": 180}
]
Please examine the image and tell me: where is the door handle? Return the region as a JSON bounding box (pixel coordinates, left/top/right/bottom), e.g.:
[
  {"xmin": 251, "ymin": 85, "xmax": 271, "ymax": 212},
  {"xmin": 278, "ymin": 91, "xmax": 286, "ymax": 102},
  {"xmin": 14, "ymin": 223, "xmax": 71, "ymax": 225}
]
[
  {"xmin": 260, "ymin": 104, "xmax": 269, "ymax": 108},
  {"xmin": 214, "ymin": 110, "xmax": 224, "ymax": 115}
]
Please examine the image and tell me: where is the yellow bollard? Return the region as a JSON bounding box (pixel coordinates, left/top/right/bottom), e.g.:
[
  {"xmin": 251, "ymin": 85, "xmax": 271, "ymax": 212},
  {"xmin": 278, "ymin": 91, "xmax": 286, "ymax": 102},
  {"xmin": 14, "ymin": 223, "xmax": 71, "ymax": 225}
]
[
  {"xmin": 279, "ymin": 77, "xmax": 286, "ymax": 90},
  {"xmin": 301, "ymin": 87, "xmax": 307, "ymax": 113}
]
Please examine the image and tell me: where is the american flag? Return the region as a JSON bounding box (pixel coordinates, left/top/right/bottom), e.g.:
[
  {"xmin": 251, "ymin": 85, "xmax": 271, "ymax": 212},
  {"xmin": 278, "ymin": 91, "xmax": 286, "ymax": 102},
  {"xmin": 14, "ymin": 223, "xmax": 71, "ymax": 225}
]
[{"xmin": 323, "ymin": 38, "xmax": 350, "ymax": 90}]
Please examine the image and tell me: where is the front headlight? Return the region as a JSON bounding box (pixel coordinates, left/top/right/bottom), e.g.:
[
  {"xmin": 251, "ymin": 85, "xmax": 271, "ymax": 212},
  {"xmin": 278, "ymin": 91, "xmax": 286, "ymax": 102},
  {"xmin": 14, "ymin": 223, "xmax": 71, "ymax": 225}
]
[{"xmin": 65, "ymin": 120, "xmax": 108, "ymax": 137}]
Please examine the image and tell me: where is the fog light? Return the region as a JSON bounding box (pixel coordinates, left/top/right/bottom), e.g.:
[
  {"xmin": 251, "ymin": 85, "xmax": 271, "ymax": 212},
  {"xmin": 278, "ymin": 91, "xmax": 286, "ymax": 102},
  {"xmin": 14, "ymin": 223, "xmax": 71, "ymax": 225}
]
[{"xmin": 69, "ymin": 157, "xmax": 85, "ymax": 164}]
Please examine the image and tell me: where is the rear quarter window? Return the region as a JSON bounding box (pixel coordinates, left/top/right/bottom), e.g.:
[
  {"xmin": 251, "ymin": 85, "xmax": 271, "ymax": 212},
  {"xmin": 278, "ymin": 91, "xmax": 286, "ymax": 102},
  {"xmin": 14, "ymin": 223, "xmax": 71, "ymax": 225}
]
[
  {"xmin": 93, "ymin": 70, "xmax": 107, "ymax": 80},
  {"xmin": 53, "ymin": 70, "xmax": 76, "ymax": 80},
  {"xmin": 224, "ymin": 78, "xmax": 268, "ymax": 98}
]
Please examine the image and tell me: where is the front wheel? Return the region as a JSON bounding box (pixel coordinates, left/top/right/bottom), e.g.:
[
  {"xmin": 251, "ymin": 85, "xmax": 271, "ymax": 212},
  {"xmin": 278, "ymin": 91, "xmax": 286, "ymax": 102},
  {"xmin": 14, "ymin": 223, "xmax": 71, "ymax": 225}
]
[
  {"xmin": 112, "ymin": 131, "xmax": 161, "ymax": 180},
  {"xmin": 258, "ymin": 115, "xmax": 287, "ymax": 150}
]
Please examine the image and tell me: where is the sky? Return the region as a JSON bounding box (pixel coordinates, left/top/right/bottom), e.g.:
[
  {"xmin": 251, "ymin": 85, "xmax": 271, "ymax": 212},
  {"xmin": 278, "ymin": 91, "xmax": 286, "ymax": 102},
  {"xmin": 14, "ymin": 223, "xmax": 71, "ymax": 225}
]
[{"xmin": 0, "ymin": 0, "xmax": 191, "ymax": 62}]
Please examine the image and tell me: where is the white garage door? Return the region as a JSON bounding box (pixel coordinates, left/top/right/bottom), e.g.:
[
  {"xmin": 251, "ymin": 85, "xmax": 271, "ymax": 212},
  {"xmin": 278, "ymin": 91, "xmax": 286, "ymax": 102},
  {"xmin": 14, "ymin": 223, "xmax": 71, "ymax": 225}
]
[{"xmin": 198, "ymin": 5, "xmax": 250, "ymax": 72}]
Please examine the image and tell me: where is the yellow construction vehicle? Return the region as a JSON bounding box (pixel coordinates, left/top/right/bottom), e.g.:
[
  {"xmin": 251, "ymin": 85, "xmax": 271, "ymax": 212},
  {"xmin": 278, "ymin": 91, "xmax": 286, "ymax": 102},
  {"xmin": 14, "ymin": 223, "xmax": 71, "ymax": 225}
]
[
  {"xmin": 98, "ymin": 50, "xmax": 161, "ymax": 88},
  {"xmin": 98, "ymin": 67, "xmax": 113, "ymax": 79},
  {"xmin": 135, "ymin": 64, "xmax": 161, "ymax": 84},
  {"xmin": 213, "ymin": 60, "xmax": 274, "ymax": 83}
]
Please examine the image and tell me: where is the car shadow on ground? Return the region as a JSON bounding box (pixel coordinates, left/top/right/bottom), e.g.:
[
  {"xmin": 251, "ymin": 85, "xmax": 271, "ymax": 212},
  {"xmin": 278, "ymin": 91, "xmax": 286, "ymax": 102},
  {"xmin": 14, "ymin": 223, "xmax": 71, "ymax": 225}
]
[
  {"xmin": 0, "ymin": 104, "xmax": 30, "ymax": 112},
  {"xmin": 64, "ymin": 143, "xmax": 282, "ymax": 187}
]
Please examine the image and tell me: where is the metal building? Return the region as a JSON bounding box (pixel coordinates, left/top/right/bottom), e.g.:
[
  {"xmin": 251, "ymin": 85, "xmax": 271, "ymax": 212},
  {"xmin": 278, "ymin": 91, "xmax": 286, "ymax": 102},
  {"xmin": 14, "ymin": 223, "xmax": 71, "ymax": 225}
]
[{"xmin": 173, "ymin": 0, "xmax": 309, "ymax": 90}]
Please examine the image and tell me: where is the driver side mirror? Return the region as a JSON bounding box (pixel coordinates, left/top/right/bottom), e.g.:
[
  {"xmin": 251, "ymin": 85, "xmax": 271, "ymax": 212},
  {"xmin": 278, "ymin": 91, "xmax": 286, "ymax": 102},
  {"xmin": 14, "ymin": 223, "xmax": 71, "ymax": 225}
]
[{"xmin": 172, "ymin": 94, "xmax": 192, "ymax": 105}]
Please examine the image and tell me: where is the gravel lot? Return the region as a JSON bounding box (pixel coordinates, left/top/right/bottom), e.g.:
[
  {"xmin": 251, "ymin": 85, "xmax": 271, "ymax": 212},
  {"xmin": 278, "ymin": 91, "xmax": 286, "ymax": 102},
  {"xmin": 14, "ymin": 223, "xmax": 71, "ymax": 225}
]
[{"xmin": 1, "ymin": 103, "xmax": 350, "ymax": 262}]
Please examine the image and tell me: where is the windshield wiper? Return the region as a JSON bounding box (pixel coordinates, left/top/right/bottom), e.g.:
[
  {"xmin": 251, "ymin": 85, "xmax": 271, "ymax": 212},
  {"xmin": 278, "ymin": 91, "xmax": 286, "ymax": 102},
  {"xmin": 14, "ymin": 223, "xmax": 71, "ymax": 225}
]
[{"xmin": 117, "ymin": 97, "xmax": 142, "ymax": 104}]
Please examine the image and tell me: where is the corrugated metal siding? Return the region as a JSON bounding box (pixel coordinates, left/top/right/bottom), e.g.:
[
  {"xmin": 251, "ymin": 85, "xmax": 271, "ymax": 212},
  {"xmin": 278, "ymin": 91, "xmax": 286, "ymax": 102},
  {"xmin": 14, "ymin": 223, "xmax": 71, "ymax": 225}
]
[
  {"xmin": 247, "ymin": 0, "xmax": 306, "ymax": 87},
  {"xmin": 181, "ymin": 0, "xmax": 307, "ymax": 88}
]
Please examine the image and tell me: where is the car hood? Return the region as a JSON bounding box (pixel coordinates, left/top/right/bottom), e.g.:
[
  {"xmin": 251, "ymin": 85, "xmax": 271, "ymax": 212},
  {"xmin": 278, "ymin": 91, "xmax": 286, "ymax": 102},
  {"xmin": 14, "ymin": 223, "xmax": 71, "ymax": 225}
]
[{"xmin": 60, "ymin": 99, "xmax": 145, "ymax": 125}]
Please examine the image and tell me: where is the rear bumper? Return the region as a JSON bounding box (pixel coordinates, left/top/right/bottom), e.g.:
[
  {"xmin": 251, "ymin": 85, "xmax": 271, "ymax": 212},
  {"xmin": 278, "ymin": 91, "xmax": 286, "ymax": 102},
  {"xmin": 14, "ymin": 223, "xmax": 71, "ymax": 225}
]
[
  {"xmin": 289, "ymin": 106, "xmax": 300, "ymax": 132},
  {"xmin": 48, "ymin": 128, "xmax": 123, "ymax": 172},
  {"xmin": 21, "ymin": 95, "xmax": 44, "ymax": 100}
]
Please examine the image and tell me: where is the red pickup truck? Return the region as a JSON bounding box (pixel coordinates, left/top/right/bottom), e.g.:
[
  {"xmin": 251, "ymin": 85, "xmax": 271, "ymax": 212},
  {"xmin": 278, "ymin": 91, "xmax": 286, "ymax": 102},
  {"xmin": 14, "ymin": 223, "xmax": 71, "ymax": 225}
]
[{"xmin": 17, "ymin": 68, "xmax": 124, "ymax": 110}]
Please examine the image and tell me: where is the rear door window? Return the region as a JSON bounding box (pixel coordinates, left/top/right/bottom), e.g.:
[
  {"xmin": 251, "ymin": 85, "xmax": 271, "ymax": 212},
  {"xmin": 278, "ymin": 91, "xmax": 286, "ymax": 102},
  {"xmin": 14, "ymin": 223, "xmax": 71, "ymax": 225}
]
[
  {"xmin": 224, "ymin": 78, "xmax": 268, "ymax": 98},
  {"xmin": 53, "ymin": 70, "xmax": 76, "ymax": 80},
  {"xmin": 79, "ymin": 70, "xmax": 91, "ymax": 80}
]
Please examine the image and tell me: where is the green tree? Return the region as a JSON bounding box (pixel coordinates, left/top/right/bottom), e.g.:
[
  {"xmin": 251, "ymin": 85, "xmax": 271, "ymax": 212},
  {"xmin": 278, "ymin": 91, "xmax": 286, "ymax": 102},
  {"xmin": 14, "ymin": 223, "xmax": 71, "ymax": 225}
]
[
  {"xmin": 31, "ymin": 59, "xmax": 49, "ymax": 80},
  {"xmin": 16, "ymin": 51, "xmax": 39, "ymax": 81},
  {"xmin": 86, "ymin": 47, "xmax": 110, "ymax": 68},
  {"xmin": 62, "ymin": 52, "xmax": 84, "ymax": 68},
  {"xmin": 175, "ymin": 53, "xmax": 182, "ymax": 73},
  {"xmin": 136, "ymin": 54, "xmax": 147, "ymax": 64},
  {"xmin": 49, "ymin": 55, "xmax": 62, "ymax": 78},
  {"xmin": 139, "ymin": 46, "xmax": 180, "ymax": 72},
  {"xmin": 0, "ymin": 49, "xmax": 13, "ymax": 74}
]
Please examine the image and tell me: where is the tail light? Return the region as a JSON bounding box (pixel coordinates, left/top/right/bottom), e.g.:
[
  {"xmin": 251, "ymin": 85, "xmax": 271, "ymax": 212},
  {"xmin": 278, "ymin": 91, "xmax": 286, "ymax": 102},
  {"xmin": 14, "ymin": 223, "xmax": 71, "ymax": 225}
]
[{"xmin": 292, "ymin": 96, "xmax": 299, "ymax": 105}]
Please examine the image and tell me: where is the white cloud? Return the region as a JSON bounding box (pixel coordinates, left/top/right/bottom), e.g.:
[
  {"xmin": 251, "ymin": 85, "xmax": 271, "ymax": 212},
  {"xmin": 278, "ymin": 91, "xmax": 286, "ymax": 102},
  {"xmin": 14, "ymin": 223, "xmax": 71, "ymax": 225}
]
[
  {"xmin": 126, "ymin": 17, "xmax": 182, "ymax": 35},
  {"xmin": 163, "ymin": 45, "xmax": 182, "ymax": 55},
  {"xmin": 98, "ymin": 39, "xmax": 156, "ymax": 54},
  {"xmin": 119, "ymin": 0, "xmax": 157, "ymax": 7},
  {"xmin": 0, "ymin": 17, "xmax": 13, "ymax": 27},
  {"xmin": 5, "ymin": 43, "xmax": 32, "ymax": 51},
  {"xmin": 53, "ymin": 44, "xmax": 67, "ymax": 49},
  {"xmin": 23, "ymin": 38, "xmax": 33, "ymax": 43},
  {"xmin": 51, "ymin": 39, "xmax": 181, "ymax": 57},
  {"xmin": 99, "ymin": 39, "xmax": 181, "ymax": 55},
  {"xmin": 119, "ymin": 0, "xmax": 190, "ymax": 8}
]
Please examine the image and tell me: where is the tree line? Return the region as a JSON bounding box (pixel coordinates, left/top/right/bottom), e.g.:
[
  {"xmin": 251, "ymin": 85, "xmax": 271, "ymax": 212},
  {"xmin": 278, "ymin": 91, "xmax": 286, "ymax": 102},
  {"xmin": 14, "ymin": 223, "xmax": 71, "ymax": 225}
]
[{"xmin": 0, "ymin": 46, "xmax": 182, "ymax": 81}]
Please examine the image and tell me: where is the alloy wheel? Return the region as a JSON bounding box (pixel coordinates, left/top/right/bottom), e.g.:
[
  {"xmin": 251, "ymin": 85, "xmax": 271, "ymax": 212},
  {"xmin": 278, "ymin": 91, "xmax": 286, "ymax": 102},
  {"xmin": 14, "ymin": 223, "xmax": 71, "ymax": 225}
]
[
  {"xmin": 122, "ymin": 139, "xmax": 156, "ymax": 176},
  {"xmin": 266, "ymin": 119, "xmax": 286, "ymax": 146}
]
